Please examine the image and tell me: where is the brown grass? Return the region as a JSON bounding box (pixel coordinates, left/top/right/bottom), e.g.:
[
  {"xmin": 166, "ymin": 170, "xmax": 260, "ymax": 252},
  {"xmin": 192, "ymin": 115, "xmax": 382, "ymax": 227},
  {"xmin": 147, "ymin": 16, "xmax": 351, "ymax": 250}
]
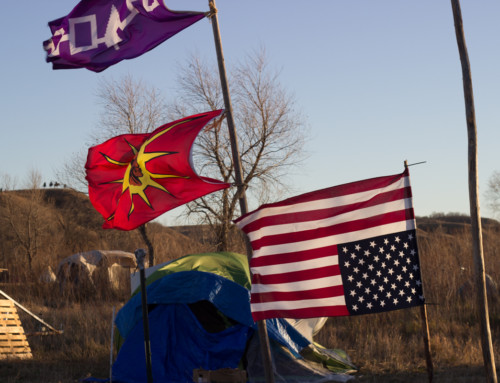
[
  {"xmin": 315, "ymin": 223, "xmax": 500, "ymax": 381},
  {"xmin": 0, "ymin": 189, "xmax": 499, "ymax": 381}
]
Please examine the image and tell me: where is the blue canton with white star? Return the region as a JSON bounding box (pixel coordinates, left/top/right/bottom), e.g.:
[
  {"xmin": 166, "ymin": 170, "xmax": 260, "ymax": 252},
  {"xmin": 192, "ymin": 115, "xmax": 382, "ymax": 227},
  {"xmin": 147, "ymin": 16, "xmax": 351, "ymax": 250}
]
[{"xmin": 338, "ymin": 229, "xmax": 425, "ymax": 315}]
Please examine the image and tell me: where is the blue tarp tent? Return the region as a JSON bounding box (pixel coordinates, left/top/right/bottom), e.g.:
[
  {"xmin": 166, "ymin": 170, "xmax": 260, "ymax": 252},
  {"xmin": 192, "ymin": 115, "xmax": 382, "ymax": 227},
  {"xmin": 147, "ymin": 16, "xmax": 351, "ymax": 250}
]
[{"xmin": 111, "ymin": 252, "xmax": 356, "ymax": 383}]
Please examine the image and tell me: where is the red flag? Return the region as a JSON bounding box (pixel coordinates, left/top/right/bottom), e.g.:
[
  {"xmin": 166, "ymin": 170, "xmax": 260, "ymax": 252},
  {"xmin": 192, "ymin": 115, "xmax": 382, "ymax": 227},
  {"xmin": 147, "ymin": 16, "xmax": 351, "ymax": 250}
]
[
  {"xmin": 86, "ymin": 110, "xmax": 230, "ymax": 230},
  {"xmin": 234, "ymin": 169, "xmax": 425, "ymax": 321}
]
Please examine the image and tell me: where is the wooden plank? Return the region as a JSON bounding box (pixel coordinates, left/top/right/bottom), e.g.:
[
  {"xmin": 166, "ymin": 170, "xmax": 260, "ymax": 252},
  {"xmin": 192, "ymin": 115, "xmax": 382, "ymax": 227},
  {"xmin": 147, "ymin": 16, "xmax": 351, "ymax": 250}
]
[
  {"xmin": 0, "ymin": 313, "xmax": 22, "ymax": 319},
  {"xmin": 0, "ymin": 348, "xmax": 31, "ymax": 354},
  {"xmin": 0, "ymin": 298, "xmax": 32, "ymax": 359},
  {"xmin": 0, "ymin": 319, "xmax": 23, "ymax": 325},
  {"xmin": 0, "ymin": 347, "xmax": 31, "ymax": 351},
  {"xmin": 0, "ymin": 326, "xmax": 26, "ymax": 331},
  {"xmin": 0, "ymin": 300, "xmax": 14, "ymax": 308},
  {"xmin": 0, "ymin": 344, "xmax": 31, "ymax": 349},
  {"xmin": 0, "ymin": 333, "xmax": 30, "ymax": 339},
  {"xmin": 0, "ymin": 334, "xmax": 30, "ymax": 342},
  {"xmin": 0, "ymin": 336, "xmax": 30, "ymax": 342}
]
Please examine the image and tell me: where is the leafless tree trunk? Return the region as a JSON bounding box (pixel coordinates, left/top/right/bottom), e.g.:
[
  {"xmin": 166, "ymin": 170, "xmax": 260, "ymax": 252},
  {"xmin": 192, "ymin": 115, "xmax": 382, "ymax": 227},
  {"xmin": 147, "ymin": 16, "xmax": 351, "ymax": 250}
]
[
  {"xmin": 1, "ymin": 169, "xmax": 45, "ymax": 273},
  {"xmin": 0, "ymin": 173, "xmax": 18, "ymax": 191},
  {"xmin": 55, "ymin": 52, "xmax": 306, "ymax": 252},
  {"xmin": 169, "ymin": 49, "xmax": 307, "ymax": 251},
  {"xmin": 92, "ymin": 74, "xmax": 167, "ymax": 139},
  {"xmin": 485, "ymin": 170, "xmax": 500, "ymax": 219},
  {"xmin": 55, "ymin": 148, "xmax": 90, "ymax": 194},
  {"xmin": 56, "ymin": 75, "xmax": 168, "ymax": 192}
]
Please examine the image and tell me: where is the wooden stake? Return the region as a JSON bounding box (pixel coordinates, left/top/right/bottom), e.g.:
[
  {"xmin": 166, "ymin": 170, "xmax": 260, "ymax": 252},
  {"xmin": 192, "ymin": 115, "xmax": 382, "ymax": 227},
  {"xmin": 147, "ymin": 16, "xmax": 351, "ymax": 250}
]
[
  {"xmin": 208, "ymin": 2, "xmax": 275, "ymax": 382},
  {"xmin": 450, "ymin": 2, "xmax": 497, "ymax": 382},
  {"xmin": 420, "ymin": 304, "xmax": 433, "ymax": 383},
  {"xmin": 405, "ymin": 161, "xmax": 433, "ymax": 383}
]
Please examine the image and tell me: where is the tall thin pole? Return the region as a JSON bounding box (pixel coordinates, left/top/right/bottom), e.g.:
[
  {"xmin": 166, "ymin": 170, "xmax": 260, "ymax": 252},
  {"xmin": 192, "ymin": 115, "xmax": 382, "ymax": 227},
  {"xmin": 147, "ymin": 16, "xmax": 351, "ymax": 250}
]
[
  {"xmin": 110, "ymin": 306, "xmax": 116, "ymax": 383},
  {"xmin": 420, "ymin": 304, "xmax": 433, "ymax": 383},
  {"xmin": 405, "ymin": 161, "xmax": 433, "ymax": 383},
  {"xmin": 135, "ymin": 248, "xmax": 154, "ymax": 383},
  {"xmin": 450, "ymin": 2, "xmax": 497, "ymax": 382},
  {"xmin": 139, "ymin": 224, "xmax": 155, "ymax": 267},
  {"xmin": 207, "ymin": 2, "xmax": 275, "ymax": 382}
]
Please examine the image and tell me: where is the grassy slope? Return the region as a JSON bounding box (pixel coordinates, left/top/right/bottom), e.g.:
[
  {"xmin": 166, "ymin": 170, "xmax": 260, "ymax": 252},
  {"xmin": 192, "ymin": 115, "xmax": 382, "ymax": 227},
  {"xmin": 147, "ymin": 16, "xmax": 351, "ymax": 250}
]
[{"xmin": 0, "ymin": 189, "xmax": 498, "ymax": 382}]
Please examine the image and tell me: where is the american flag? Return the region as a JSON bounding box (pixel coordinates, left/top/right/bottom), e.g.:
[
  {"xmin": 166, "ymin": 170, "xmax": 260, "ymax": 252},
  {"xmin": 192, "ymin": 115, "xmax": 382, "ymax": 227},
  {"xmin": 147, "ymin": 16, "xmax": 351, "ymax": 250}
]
[{"xmin": 234, "ymin": 168, "xmax": 425, "ymax": 321}]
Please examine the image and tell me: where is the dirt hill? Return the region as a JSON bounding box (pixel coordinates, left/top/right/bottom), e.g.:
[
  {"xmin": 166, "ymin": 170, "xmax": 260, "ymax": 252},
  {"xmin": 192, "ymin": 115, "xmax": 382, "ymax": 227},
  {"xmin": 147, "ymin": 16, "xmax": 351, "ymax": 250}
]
[
  {"xmin": 0, "ymin": 188, "xmax": 207, "ymax": 280},
  {"xmin": 1, "ymin": 187, "xmax": 498, "ymax": 282}
]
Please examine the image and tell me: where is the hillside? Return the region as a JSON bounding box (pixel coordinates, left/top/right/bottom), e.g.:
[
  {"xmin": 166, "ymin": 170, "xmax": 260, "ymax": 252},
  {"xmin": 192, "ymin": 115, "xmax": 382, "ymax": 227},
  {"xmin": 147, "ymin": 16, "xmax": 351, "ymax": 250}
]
[
  {"xmin": 0, "ymin": 188, "xmax": 209, "ymax": 280},
  {"xmin": 1, "ymin": 186, "xmax": 499, "ymax": 281},
  {"xmin": 416, "ymin": 213, "xmax": 500, "ymax": 233},
  {"xmin": 0, "ymin": 188, "xmax": 499, "ymax": 382}
]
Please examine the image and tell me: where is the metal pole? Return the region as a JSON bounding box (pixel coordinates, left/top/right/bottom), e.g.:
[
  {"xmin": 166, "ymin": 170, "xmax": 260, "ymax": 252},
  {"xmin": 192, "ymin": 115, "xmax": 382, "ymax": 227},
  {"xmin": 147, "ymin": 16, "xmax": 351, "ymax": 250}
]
[
  {"xmin": 110, "ymin": 306, "xmax": 116, "ymax": 383},
  {"xmin": 450, "ymin": 2, "xmax": 497, "ymax": 382},
  {"xmin": 135, "ymin": 248, "xmax": 154, "ymax": 383},
  {"xmin": 139, "ymin": 224, "xmax": 155, "ymax": 267},
  {"xmin": 207, "ymin": 2, "xmax": 275, "ymax": 382}
]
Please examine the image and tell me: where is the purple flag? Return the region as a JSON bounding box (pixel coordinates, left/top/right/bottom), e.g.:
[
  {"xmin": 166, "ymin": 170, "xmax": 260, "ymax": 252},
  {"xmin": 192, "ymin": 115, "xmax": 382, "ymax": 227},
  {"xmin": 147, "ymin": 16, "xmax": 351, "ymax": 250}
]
[{"xmin": 43, "ymin": 0, "xmax": 206, "ymax": 72}]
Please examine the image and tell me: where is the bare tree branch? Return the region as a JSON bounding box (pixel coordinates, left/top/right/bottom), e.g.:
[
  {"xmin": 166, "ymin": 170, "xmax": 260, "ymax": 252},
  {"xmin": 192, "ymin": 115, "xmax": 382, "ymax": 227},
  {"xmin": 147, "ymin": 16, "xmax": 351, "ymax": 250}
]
[
  {"xmin": 168, "ymin": 48, "xmax": 308, "ymax": 250},
  {"xmin": 485, "ymin": 170, "xmax": 500, "ymax": 219},
  {"xmin": 56, "ymin": 75, "xmax": 168, "ymax": 193}
]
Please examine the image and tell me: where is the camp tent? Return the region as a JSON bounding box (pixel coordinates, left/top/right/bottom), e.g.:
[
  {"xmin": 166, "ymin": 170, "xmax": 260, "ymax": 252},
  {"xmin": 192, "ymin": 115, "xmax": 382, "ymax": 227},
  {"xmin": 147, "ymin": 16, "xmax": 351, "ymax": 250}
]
[
  {"xmin": 57, "ymin": 250, "xmax": 136, "ymax": 295},
  {"xmin": 112, "ymin": 252, "xmax": 356, "ymax": 383}
]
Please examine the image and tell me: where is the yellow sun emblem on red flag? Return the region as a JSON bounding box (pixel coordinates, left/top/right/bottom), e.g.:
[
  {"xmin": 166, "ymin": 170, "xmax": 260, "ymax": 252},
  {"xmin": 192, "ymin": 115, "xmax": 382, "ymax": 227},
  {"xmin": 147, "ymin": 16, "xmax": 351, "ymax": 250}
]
[
  {"xmin": 101, "ymin": 120, "xmax": 189, "ymax": 219},
  {"xmin": 86, "ymin": 110, "xmax": 230, "ymax": 231}
]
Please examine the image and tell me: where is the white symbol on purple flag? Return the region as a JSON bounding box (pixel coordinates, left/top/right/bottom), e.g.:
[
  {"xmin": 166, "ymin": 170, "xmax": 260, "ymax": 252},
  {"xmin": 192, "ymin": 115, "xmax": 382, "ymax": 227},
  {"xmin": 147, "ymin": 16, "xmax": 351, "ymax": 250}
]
[{"xmin": 43, "ymin": 0, "xmax": 205, "ymax": 72}]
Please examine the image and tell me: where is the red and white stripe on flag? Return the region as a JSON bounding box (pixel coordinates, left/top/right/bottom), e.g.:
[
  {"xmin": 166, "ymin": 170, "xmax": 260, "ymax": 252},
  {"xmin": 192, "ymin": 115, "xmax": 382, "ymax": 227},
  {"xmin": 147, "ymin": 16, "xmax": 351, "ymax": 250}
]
[{"xmin": 234, "ymin": 168, "xmax": 416, "ymax": 321}]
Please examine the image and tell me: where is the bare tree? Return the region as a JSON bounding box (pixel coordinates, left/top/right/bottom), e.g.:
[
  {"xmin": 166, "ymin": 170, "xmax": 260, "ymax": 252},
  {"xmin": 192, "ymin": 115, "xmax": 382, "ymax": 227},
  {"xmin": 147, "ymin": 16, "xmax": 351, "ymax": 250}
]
[
  {"xmin": 168, "ymin": 49, "xmax": 308, "ymax": 250},
  {"xmin": 0, "ymin": 169, "xmax": 47, "ymax": 273},
  {"xmin": 56, "ymin": 74, "xmax": 168, "ymax": 192},
  {"xmin": 56, "ymin": 50, "xmax": 307, "ymax": 253},
  {"xmin": 56, "ymin": 75, "xmax": 168, "ymax": 265},
  {"xmin": 56, "ymin": 148, "xmax": 89, "ymax": 193},
  {"xmin": 485, "ymin": 170, "xmax": 500, "ymax": 219},
  {"xmin": 94, "ymin": 75, "xmax": 168, "ymax": 265},
  {"xmin": 25, "ymin": 168, "xmax": 43, "ymax": 190},
  {"xmin": 0, "ymin": 172, "xmax": 18, "ymax": 191},
  {"xmin": 92, "ymin": 74, "xmax": 167, "ymax": 140}
]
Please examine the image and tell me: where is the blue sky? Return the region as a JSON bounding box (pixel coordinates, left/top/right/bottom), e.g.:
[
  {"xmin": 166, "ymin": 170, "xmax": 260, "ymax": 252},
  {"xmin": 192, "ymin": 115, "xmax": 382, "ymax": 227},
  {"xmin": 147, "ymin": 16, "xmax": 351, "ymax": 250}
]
[{"xmin": 1, "ymin": 1, "xmax": 499, "ymax": 221}]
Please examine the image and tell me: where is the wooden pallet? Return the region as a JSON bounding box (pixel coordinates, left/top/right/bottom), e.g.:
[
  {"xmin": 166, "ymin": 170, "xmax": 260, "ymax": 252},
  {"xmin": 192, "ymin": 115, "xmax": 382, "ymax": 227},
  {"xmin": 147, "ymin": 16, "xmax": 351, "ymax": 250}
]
[{"xmin": 0, "ymin": 299, "xmax": 32, "ymax": 359}]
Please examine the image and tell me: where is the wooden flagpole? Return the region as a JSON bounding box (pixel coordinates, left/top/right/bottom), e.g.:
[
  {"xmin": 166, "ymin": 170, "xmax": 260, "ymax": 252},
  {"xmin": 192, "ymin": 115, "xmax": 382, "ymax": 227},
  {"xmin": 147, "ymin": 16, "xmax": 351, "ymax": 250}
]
[
  {"xmin": 450, "ymin": 2, "xmax": 497, "ymax": 382},
  {"xmin": 207, "ymin": 2, "xmax": 275, "ymax": 382},
  {"xmin": 405, "ymin": 161, "xmax": 434, "ymax": 383},
  {"xmin": 420, "ymin": 304, "xmax": 433, "ymax": 383}
]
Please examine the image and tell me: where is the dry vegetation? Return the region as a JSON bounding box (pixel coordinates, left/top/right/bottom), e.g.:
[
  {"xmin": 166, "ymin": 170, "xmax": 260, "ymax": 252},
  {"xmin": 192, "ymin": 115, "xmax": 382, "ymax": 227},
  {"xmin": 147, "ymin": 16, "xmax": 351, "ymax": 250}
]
[
  {"xmin": 0, "ymin": 189, "xmax": 499, "ymax": 382},
  {"xmin": 317, "ymin": 216, "xmax": 500, "ymax": 382}
]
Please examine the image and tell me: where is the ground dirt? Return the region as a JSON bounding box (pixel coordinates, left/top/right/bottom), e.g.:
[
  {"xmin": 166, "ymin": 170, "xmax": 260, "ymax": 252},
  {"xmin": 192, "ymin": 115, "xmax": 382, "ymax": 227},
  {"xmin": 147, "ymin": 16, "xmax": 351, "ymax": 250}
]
[
  {"xmin": 0, "ymin": 360, "xmax": 495, "ymax": 383},
  {"xmin": 353, "ymin": 365, "xmax": 493, "ymax": 382}
]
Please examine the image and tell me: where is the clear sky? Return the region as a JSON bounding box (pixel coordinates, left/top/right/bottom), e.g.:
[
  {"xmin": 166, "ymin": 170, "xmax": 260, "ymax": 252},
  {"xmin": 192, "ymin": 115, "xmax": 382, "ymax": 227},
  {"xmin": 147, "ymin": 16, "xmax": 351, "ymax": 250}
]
[{"xmin": 1, "ymin": 1, "xmax": 499, "ymax": 222}]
